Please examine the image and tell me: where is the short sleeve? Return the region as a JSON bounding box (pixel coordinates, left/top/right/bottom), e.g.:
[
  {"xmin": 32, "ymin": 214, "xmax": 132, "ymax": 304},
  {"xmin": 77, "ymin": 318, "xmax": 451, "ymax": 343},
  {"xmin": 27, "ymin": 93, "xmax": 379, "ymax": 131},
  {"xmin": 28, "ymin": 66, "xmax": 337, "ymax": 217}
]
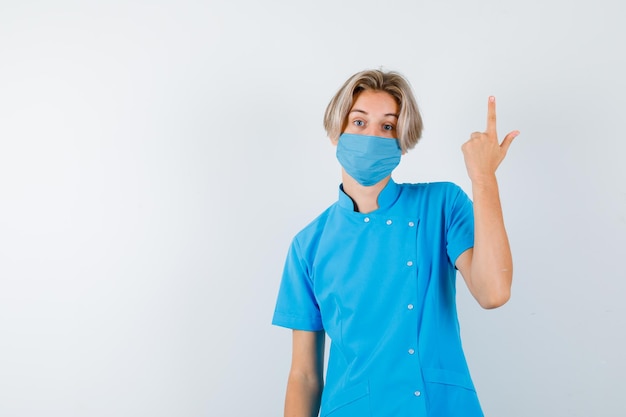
[
  {"xmin": 272, "ymin": 238, "xmax": 324, "ymax": 331},
  {"xmin": 445, "ymin": 185, "xmax": 475, "ymax": 267}
]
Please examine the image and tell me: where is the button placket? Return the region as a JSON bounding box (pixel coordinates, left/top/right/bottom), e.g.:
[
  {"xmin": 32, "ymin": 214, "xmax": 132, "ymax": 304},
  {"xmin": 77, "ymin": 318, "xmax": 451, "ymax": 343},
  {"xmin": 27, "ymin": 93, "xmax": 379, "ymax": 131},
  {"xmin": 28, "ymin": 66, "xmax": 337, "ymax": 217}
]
[{"xmin": 403, "ymin": 217, "xmax": 421, "ymax": 402}]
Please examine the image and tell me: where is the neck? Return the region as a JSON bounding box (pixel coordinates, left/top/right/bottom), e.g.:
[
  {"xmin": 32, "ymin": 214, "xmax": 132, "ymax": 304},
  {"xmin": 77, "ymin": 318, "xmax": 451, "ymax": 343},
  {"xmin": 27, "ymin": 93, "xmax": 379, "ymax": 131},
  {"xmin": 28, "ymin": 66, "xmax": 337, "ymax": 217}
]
[{"xmin": 341, "ymin": 170, "xmax": 390, "ymax": 213}]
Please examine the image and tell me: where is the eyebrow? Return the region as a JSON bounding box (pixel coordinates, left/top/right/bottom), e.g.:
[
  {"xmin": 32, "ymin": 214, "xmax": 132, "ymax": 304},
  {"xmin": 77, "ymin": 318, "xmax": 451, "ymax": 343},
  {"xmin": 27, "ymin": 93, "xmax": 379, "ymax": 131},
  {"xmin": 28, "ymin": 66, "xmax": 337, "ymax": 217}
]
[{"xmin": 349, "ymin": 109, "xmax": 399, "ymax": 118}]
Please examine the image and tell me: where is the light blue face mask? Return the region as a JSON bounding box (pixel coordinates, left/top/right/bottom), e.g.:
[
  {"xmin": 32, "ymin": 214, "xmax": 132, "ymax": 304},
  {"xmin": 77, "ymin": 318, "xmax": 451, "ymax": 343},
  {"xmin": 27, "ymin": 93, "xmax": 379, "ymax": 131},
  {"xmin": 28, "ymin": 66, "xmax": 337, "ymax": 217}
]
[{"xmin": 336, "ymin": 133, "xmax": 402, "ymax": 186}]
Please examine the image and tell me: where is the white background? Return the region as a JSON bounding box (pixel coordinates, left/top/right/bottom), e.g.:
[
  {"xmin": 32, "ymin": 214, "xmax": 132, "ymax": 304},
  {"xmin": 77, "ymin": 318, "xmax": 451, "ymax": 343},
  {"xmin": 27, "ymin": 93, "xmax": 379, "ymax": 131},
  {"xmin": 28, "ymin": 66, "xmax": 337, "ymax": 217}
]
[{"xmin": 1, "ymin": 1, "xmax": 625, "ymax": 416}]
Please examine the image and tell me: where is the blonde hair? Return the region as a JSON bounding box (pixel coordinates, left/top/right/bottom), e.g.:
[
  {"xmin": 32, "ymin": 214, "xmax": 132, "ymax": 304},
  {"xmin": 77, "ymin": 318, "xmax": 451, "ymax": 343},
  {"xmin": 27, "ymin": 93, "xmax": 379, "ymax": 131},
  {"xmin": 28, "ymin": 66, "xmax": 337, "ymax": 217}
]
[{"xmin": 323, "ymin": 69, "xmax": 423, "ymax": 152}]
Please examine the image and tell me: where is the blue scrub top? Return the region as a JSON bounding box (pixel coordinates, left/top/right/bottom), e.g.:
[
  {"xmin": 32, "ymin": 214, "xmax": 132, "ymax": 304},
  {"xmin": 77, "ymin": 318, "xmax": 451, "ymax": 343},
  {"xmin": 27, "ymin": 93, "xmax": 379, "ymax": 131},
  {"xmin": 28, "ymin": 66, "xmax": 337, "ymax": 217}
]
[{"xmin": 272, "ymin": 179, "xmax": 483, "ymax": 417}]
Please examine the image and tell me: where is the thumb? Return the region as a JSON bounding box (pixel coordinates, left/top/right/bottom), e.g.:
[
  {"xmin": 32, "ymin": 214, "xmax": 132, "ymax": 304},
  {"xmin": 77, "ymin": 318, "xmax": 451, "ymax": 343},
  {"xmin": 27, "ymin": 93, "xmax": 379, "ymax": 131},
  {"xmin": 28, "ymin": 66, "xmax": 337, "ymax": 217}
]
[{"xmin": 500, "ymin": 130, "xmax": 520, "ymax": 154}]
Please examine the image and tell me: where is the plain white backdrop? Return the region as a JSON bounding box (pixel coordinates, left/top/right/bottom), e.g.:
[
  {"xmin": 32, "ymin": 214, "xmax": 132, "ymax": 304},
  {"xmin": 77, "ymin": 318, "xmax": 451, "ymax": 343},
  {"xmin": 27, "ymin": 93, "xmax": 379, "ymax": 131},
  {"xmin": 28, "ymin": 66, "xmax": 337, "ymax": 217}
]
[{"xmin": 1, "ymin": 0, "xmax": 625, "ymax": 416}]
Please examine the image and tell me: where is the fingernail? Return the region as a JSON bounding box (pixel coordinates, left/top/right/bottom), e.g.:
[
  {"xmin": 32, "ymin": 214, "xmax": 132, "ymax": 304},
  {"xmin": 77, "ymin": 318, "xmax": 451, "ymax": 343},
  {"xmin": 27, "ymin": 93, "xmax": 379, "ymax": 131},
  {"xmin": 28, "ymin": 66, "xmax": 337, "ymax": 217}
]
[{"xmin": 489, "ymin": 96, "xmax": 495, "ymax": 102}]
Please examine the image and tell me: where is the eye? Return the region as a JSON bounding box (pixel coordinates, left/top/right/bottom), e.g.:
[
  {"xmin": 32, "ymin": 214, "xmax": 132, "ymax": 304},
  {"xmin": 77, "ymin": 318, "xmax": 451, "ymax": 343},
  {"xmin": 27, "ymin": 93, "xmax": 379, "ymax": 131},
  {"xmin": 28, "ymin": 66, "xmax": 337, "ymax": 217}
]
[
  {"xmin": 383, "ymin": 124, "xmax": 395, "ymax": 131},
  {"xmin": 353, "ymin": 120, "xmax": 365, "ymax": 127}
]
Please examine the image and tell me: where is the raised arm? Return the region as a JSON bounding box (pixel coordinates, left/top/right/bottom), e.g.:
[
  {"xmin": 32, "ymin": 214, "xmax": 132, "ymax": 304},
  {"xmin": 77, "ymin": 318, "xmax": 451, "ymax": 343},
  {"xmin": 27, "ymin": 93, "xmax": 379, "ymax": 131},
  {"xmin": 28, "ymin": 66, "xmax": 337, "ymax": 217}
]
[
  {"xmin": 456, "ymin": 96, "xmax": 520, "ymax": 309},
  {"xmin": 284, "ymin": 330, "xmax": 325, "ymax": 417}
]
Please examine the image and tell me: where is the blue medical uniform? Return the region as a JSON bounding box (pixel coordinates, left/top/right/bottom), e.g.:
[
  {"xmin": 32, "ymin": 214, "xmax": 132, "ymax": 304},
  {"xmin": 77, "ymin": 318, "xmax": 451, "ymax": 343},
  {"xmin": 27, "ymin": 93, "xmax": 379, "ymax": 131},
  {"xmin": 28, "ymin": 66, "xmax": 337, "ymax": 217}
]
[{"xmin": 272, "ymin": 178, "xmax": 483, "ymax": 417}]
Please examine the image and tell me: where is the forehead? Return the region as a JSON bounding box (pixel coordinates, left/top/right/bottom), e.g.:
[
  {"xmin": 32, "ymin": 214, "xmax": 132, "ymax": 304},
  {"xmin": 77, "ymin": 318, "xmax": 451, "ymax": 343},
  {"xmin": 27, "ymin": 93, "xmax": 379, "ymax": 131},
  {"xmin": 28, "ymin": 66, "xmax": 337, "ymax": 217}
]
[{"xmin": 351, "ymin": 90, "xmax": 399, "ymax": 114}]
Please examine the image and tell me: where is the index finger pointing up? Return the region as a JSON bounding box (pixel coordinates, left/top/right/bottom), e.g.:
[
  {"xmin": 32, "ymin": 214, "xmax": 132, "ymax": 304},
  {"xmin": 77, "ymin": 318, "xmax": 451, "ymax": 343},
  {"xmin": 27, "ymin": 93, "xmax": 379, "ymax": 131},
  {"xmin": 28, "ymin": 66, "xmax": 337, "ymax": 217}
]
[{"xmin": 487, "ymin": 96, "xmax": 497, "ymax": 134}]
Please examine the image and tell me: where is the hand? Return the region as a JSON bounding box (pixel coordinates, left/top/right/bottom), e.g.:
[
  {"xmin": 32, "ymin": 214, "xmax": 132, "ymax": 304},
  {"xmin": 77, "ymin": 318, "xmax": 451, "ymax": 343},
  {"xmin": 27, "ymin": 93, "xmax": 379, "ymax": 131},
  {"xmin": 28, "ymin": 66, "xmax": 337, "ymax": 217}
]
[{"xmin": 461, "ymin": 96, "xmax": 519, "ymax": 183}]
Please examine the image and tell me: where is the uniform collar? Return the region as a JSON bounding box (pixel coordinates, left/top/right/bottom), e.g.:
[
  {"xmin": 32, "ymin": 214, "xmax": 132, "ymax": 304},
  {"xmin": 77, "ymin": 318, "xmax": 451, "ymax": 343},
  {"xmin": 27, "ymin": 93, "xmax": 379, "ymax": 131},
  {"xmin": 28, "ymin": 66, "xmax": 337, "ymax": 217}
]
[{"xmin": 338, "ymin": 178, "xmax": 401, "ymax": 212}]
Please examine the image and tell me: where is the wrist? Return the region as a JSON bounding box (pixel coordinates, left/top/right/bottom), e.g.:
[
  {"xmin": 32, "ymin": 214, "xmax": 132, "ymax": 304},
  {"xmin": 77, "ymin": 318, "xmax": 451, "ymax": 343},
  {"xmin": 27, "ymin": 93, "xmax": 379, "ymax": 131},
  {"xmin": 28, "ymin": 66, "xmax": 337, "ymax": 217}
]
[{"xmin": 470, "ymin": 173, "xmax": 498, "ymax": 188}]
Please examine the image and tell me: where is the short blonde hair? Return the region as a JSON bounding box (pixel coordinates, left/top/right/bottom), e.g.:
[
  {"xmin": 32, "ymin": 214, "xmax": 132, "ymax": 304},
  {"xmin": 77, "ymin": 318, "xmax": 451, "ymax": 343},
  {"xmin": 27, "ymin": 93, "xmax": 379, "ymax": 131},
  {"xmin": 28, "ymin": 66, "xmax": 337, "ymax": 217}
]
[{"xmin": 323, "ymin": 69, "xmax": 423, "ymax": 153}]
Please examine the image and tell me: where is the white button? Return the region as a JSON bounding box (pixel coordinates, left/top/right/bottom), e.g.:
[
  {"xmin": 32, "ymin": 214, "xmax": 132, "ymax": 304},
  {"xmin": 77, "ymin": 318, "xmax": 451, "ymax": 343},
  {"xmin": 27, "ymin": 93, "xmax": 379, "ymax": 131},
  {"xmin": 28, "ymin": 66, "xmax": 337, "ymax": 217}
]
[
  {"xmin": 408, "ymin": 221, "xmax": 415, "ymax": 227},
  {"xmin": 386, "ymin": 219, "xmax": 392, "ymax": 225},
  {"xmin": 407, "ymin": 304, "xmax": 414, "ymax": 310},
  {"xmin": 406, "ymin": 261, "xmax": 413, "ymax": 267},
  {"xmin": 364, "ymin": 217, "xmax": 370, "ymax": 223},
  {"xmin": 414, "ymin": 390, "xmax": 421, "ymax": 397},
  {"xmin": 408, "ymin": 349, "xmax": 415, "ymax": 355}
]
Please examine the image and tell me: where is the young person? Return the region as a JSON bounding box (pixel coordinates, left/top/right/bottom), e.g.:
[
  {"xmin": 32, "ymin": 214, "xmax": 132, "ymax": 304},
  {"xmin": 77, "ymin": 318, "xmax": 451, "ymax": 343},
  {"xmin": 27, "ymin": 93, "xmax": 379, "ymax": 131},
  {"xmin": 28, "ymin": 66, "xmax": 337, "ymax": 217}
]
[{"xmin": 272, "ymin": 69, "xmax": 519, "ymax": 417}]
